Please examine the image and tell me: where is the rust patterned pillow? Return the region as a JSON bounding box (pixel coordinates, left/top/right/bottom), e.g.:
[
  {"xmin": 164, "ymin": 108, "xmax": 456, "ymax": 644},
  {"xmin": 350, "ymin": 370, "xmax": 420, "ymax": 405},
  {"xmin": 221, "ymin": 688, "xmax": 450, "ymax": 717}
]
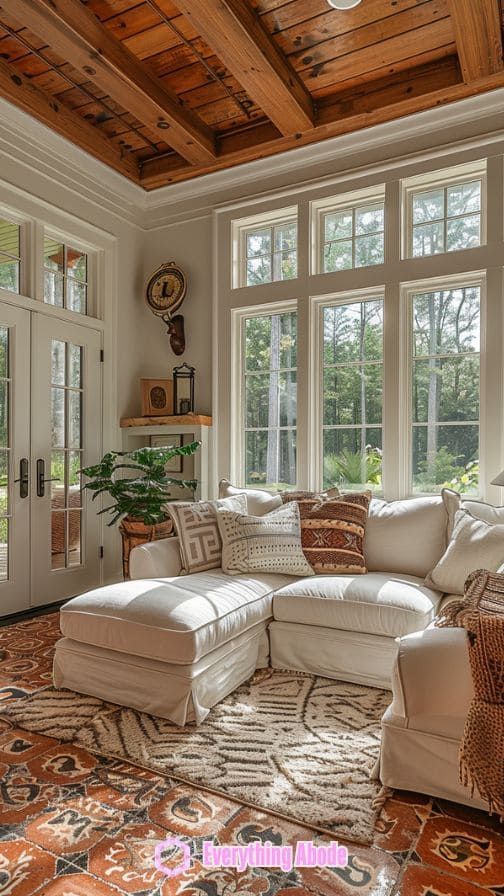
[
  {"xmin": 281, "ymin": 488, "xmax": 340, "ymax": 519},
  {"xmin": 291, "ymin": 492, "xmax": 371, "ymax": 575}
]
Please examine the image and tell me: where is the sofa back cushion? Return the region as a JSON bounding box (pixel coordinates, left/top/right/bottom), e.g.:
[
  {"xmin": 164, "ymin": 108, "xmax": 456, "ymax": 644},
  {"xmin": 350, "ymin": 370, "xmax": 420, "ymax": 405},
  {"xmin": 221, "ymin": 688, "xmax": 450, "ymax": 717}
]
[
  {"xmin": 218, "ymin": 479, "xmax": 282, "ymax": 516},
  {"xmin": 365, "ymin": 495, "xmax": 448, "ymax": 577},
  {"xmin": 443, "ymin": 488, "xmax": 504, "ymax": 536}
]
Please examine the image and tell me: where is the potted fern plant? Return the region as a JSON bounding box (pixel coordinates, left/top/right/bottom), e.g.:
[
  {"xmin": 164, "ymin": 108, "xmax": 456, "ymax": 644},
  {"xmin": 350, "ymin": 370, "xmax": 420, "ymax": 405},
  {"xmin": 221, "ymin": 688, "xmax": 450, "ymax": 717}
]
[{"xmin": 81, "ymin": 441, "xmax": 200, "ymax": 577}]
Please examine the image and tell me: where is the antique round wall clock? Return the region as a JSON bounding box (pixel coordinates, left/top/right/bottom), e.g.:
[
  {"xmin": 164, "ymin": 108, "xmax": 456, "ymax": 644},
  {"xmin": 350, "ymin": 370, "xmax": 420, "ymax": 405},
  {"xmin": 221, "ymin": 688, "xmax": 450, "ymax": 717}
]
[{"xmin": 145, "ymin": 261, "xmax": 187, "ymax": 355}]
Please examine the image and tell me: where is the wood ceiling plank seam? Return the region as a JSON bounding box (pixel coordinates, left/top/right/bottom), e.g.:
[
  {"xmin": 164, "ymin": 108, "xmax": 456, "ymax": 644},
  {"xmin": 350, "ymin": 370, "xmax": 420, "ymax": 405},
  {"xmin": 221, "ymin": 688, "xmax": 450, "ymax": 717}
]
[
  {"xmin": 0, "ymin": 0, "xmax": 217, "ymax": 164},
  {"xmin": 298, "ymin": 18, "xmax": 455, "ymax": 92},
  {"xmin": 0, "ymin": 52, "xmax": 141, "ymax": 181},
  {"xmin": 285, "ymin": 0, "xmax": 448, "ymax": 66},
  {"xmin": 258, "ymin": 0, "xmax": 435, "ymax": 36}
]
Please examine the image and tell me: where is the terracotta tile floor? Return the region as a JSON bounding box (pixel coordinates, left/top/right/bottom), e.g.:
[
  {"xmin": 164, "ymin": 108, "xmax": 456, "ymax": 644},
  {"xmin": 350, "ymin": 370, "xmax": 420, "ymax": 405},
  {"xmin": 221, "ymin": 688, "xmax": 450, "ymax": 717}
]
[{"xmin": 0, "ymin": 612, "xmax": 502, "ymax": 895}]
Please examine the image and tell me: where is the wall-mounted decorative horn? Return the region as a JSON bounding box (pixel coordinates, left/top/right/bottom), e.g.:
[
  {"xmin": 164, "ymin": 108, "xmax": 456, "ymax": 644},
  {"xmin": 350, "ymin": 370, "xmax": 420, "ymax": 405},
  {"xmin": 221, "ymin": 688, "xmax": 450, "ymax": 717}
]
[{"xmin": 145, "ymin": 261, "xmax": 187, "ymax": 355}]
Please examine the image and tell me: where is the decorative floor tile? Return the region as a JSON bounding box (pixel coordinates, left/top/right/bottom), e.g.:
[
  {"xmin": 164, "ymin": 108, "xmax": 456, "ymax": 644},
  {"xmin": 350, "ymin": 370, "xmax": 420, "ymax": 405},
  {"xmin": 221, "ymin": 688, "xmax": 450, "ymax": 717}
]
[
  {"xmin": 27, "ymin": 744, "xmax": 98, "ymax": 784},
  {"xmin": 0, "ymin": 838, "xmax": 56, "ymax": 894},
  {"xmin": 88, "ymin": 760, "xmax": 173, "ymax": 813},
  {"xmin": 395, "ymin": 862, "xmax": 490, "ymax": 894},
  {"xmin": 149, "ymin": 783, "xmax": 238, "ymax": 836},
  {"xmin": 431, "ymin": 798, "xmax": 504, "ymax": 834},
  {"xmin": 0, "ymin": 729, "xmax": 55, "ymax": 765},
  {"xmin": 87, "ymin": 820, "xmax": 180, "ymax": 894},
  {"xmin": 0, "ymin": 765, "xmax": 61, "ymax": 826},
  {"xmin": 37, "ymin": 873, "xmax": 125, "ymax": 895},
  {"xmin": 414, "ymin": 816, "xmax": 504, "ymax": 889},
  {"xmin": 24, "ymin": 793, "xmax": 125, "ymax": 856},
  {"xmin": 374, "ymin": 797, "xmax": 431, "ymax": 854}
]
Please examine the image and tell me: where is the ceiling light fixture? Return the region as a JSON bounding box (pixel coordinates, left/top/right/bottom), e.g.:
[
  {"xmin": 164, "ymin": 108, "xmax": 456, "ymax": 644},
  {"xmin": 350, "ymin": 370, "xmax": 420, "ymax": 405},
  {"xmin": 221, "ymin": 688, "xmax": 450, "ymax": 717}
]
[{"xmin": 327, "ymin": 0, "xmax": 362, "ymax": 8}]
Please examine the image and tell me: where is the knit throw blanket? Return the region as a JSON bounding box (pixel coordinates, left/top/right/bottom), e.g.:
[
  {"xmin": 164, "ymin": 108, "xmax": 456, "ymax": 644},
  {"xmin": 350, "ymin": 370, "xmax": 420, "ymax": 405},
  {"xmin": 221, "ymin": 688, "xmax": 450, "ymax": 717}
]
[{"xmin": 436, "ymin": 569, "xmax": 504, "ymax": 816}]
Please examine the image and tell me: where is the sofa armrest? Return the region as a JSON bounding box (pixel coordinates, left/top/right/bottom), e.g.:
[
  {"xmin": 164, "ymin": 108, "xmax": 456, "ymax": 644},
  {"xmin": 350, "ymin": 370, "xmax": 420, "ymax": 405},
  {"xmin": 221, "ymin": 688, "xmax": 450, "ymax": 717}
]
[
  {"xmin": 388, "ymin": 626, "xmax": 474, "ymax": 738},
  {"xmin": 129, "ymin": 536, "xmax": 182, "ymax": 580}
]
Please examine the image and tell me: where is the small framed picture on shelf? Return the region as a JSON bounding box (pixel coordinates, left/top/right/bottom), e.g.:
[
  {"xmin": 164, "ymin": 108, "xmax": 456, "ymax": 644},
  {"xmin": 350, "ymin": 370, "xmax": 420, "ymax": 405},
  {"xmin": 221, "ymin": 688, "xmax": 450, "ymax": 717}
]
[
  {"xmin": 151, "ymin": 434, "xmax": 183, "ymax": 473},
  {"xmin": 141, "ymin": 378, "xmax": 173, "ymax": 416}
]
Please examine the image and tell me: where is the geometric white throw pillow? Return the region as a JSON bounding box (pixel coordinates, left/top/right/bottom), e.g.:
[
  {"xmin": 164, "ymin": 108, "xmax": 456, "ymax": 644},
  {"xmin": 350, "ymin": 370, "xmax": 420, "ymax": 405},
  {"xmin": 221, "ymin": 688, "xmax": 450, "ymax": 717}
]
[
  {"xmin": 425, "ymin": 508, "xmax": 504, "ymax": 595},
  {"xmin": 168, "ymin": 494, "xmax": 247, "ymax": 574},
  {"xmin": 217, "ymin": 501, "xmax": 314, "ymax": 577}
]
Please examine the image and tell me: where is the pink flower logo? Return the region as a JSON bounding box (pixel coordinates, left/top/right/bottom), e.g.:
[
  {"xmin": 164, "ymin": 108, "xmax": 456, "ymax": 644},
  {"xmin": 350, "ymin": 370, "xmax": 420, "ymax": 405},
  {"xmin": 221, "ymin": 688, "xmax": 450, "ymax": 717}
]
[{"xmin": 154, "ymin": 837, "xmax": 192, "ymax": 878}]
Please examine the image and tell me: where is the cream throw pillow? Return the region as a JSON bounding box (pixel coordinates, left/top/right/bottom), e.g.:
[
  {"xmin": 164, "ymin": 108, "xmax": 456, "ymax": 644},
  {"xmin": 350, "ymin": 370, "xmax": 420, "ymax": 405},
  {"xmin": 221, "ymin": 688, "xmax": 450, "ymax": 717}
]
[
  {"xmin": 168, "ymin": 494, "xmax": 247, "ymax": 574},
  {"xmin": 217, "ymin": 502, "xmax": 314, "ymax": 577},
  {"xmin": 426, "ymin": 509, "xmax": 504, "ymax": 595}
]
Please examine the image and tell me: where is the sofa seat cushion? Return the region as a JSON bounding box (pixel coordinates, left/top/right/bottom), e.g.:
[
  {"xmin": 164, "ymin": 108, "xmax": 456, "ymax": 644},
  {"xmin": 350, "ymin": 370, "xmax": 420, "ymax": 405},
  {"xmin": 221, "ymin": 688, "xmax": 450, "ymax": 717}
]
[
  {"xmin": 60, "ymin": 570, "xmax": 293, "ymax": 665},
  {"xmin": 272, "ymin": 572, "xmax": 442, "ymax": 638}
]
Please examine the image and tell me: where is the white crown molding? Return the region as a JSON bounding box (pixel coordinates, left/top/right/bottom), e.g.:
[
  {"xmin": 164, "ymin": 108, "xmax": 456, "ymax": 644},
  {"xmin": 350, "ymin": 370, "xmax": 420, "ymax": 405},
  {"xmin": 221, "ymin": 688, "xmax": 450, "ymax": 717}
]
[
  {"xmin": 0, "ymin": 90, "xmax": 504, "ymax": 231},
  {"xmin": 0, "ymin": 97, "xmax": 146, "ymax": 227}
]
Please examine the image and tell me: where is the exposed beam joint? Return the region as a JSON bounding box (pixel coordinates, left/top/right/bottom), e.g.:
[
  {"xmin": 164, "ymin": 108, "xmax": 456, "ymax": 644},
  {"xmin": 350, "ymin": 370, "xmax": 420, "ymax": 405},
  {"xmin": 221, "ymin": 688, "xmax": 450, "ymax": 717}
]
[
  {"xmin": 0, "ymin": 55, "xmax": 140, "ymax": 182},
  {"xmin": 173, "ymin": 0, "xmax": 314, "ymax": 136},
  {"xmin": 0, "ymin": 0, "xmax": 216, "ymax": 165},
  {"xmin": 448, "ymin": 0, "xmax": 503, "ymax": 81}
]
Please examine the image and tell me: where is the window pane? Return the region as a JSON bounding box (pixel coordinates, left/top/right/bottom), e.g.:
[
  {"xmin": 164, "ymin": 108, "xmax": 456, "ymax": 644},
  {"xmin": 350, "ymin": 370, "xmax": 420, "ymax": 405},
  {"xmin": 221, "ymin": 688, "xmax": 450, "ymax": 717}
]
[
  {"xmin": 67, "ymin": 278, "xmax": 87, "ymax": 314},
  {"xmin": 275, "ymin": 249, "xmax": 297, "ymax": 281},
  {"xmin": 44, "ymin": 270, "xmax": 64, "ymax": 307},
  {"xmin": 0, "ymin": 380, "xmax": 8, "ymax": 448},
  {"xmin": 446, "ymin": 214, "xmax": 480, "ymax": 252},
  {"xmin": 0, "ymin": 327, "xmax": 7, "ymax": 379},
  {"xmin": 68, "ymin": 509, "xmax": 82, "ymax": 567},
  {"xmin": 0, "ymin": 450, "xmax": 8, "ymax": 518},
  {"xmin": 412, "ymin": 287, "xmax": 480, "ymax": 356},
  {"xmin": 51, "ymin": 388, "xmax": 65, "ymax": 448},
  {"xmin": 447, "ymin": 181, "xmax": 481, "ymax": 217},
  {"xmin": 0, "ymin": 518, "xmax": 8, "ymax": 582},
  {"xmin": 412, "ymin": 425, "xmax": 479, "ymax": 494},
  {"xmin": 67, "ymin": 247, "xmax": 87, "ymax": 282},
  {"xmin": 413, "ymin": 357, "xmax": 479, "ymax": 424},
  {"xmin": 51, "ymin": 511, "xmax": 66, "ymax": 567},
  {"xmin": 0, "ymin": 257, "xmax": 19, "ymax": 293},
  {"xmin": 274, "ymin": 222, "xmax": 296, "ymax": 251},
  {"xmin": 355, "ymin": 234, "xmax": 384, "ymax": 267},
  {"xmin": 246, "ymin": 228, "xmax": 271, "ymax": 258},
  {"xmin": 412, "ymin": 221, "xmax": 444, "ymax": 256},
  {"xmin": 323, "ymin": 428, "xmax": 382, "ymax": 491},
  {"xmin": 323, "ymin": 365, "xmax": 382, "ymax": 427},
  {"xmin": 411, "ymin": 285, "xmax": 480, "ymax": 495},
  {"xmin": 412, "ymin": 189, "xmax": 444, "ymax": 224},
  {"xmin": 355, "ymin": 203, "xmax": 384, "ymax": 235},
  {"xmin": 44, "ymin": 238, "xmax": 64, "ymax": 273},
  {"xmin": 246, "ymin": 256, "xmax": 271, "ymax": 286},
  {"xmin": 68, "ymin": 344, "xmax": 82, "ymax": 388},
  {"xmin": 245, "ymin": 373, "xmax": 271, "ymax": 428},
  {"xmin": 0, "ymin": 219, "xmax": 20, "ymax": 258},
  {"xmin": 245, "ymin": 430, "xmax": 296, "ymax": 489},
  {"xmin": 324, "ymin": 211, "xmax": 352, "ymax": 241},
  {"xmin": 51, "ymin": 340, "xmax": 66, "ymax": 386},
  {"xmin": 324, "ymin": 240, "xmax": 352, "ymax": 272},
  {"xmin": 279, "ymin": 371, "xmax": 297, "ymax": 427},
  {"xmin": 323, "ymin": 301, "xmax": 383, "ymax": 364},
  {"xmin": 68, "ymin": 391, "xmax": 82, "ymax": 449},
  {"xmin": 51, "ymin": 452, "xmax": 65, "ymax": 508}
]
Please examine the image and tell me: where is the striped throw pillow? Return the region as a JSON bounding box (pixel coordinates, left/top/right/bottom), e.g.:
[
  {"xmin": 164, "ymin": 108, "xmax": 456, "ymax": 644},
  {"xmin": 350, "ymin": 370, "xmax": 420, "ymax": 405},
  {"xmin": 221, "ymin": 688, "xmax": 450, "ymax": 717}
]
[{"xmin": 291, "ymin": 492, "xmax": 372, "ymax": 575}]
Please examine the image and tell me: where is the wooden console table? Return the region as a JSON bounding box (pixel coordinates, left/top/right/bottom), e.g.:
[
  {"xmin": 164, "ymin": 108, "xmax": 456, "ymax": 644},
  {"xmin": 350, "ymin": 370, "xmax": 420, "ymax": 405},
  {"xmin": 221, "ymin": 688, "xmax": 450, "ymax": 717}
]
[{"xmin": 120, "ymin": 414, "xmax": 212, "ymax": 501}]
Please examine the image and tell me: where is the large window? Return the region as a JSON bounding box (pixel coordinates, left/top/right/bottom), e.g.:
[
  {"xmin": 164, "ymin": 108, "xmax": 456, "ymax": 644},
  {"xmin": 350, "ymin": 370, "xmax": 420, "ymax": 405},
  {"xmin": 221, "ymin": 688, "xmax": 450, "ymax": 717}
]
[
  {"xmin": 321, "ymin": 201, "xmax": 385, "ymax": 272},
  {"xmin": 321, "ymin": 298, "xmax": 383, "ymax": 491},
  {"xmin": 411, "ymin": 284, "xmax": 480, "ymax": 494},
  {"xmin": 0, "ymin": 217, "xmax": 21, "ymax": 294},
  {"xmin": 44, "ymin": 237, "xmax": 88, "ymax": 314},
  {"xmin": 242, "ymin": 220, "xmax": 297, "ymax": 287},
  {"xmin": 408, "ymin": 177, "xmax": 482, "ymax": 258},
  {"xmin": 242, "ymin": 309, "xmax": 297, "ymax": 489}
]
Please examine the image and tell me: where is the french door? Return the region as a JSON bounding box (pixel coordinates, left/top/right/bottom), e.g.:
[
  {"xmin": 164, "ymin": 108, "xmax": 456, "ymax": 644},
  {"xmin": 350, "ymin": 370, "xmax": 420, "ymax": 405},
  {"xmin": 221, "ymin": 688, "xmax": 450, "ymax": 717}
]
[{"xmin": 0, "ymin": 303, "xmax": 102, "ymax": 615}]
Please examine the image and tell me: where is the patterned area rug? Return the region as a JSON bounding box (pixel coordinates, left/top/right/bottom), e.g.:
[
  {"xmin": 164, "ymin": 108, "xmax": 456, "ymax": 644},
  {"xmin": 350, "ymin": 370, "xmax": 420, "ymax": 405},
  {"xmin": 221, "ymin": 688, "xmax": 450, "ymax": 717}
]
[{"xmin": 1, "ymin": 667, "xmax": 390, "ymax": 844}]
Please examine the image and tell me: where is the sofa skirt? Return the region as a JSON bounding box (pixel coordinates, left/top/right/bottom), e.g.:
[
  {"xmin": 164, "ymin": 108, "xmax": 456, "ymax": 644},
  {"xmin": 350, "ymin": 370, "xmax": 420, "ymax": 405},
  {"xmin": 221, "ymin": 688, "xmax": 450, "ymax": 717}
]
[
  {"xmin": 269, "ymin": 621, "xmax": 396, "ymax": 689},
  {"xmin": 53, "ymin": 622, "xmax": 270, "ymax": 727}
]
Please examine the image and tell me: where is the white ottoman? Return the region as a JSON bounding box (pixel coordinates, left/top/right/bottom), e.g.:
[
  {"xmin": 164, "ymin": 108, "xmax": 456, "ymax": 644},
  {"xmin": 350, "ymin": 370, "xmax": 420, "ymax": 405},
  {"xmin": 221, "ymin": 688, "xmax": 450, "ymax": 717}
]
[{"xmin": 54, "ymin": 569, "xmax": 292, "ymax": 725}]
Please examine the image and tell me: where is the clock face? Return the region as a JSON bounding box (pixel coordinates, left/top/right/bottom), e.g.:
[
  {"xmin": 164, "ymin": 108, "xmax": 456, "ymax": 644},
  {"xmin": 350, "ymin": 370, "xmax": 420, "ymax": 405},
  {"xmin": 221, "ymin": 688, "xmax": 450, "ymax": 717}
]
[{"xmin": 146, "ymin": 263, "xmax": 186, "ymax": 317}]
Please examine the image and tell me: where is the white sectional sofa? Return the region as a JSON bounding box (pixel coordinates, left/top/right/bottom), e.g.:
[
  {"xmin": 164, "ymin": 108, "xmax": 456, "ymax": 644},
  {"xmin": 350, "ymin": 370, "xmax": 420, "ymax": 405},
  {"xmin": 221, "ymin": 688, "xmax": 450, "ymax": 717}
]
[{"xmin": 53, "ymin": 485, "xmax": 487, "ymax": 811}]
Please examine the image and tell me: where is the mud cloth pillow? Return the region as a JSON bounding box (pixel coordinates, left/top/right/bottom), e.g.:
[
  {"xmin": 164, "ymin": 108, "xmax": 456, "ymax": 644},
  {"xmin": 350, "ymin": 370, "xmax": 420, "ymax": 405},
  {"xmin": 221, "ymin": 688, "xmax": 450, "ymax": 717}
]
[
  {"xmin": 216, "ymin": 501, "xmax": 314, "ymax": 577},
  {"xmin": 289, "ymin": 492, "xmax": 372, "ymax": 575},
  {"xmin": 168, "ymin": 494, "xmax": 247, "ymax": 574}
]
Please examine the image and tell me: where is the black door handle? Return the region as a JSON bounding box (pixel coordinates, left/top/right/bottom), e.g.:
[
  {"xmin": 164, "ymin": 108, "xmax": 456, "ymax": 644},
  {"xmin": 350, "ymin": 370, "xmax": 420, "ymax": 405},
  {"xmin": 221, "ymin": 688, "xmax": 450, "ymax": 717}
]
[
  {"xmin": 14, "ymin": 458, "xmax": 29, "ymax": 498},
  {"xmin": 36, "ymin": 459, "xmax": 60, "ymax": 498}
]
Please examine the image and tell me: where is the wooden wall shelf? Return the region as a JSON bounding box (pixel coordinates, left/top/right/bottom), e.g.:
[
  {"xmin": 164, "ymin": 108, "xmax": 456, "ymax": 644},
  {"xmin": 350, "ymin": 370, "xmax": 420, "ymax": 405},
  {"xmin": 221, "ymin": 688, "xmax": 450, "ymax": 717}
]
[{"xmin": 120, "ymin": 414, "xmax": 212, "ymax": 428}]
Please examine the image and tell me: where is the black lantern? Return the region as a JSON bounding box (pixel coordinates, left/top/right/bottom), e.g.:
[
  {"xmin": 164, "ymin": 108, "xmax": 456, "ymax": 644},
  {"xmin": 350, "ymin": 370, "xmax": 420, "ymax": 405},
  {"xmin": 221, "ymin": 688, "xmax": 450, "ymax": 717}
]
[{"xmin": 173, "ymin": 363, "xmax": 195, "ymax": 415}]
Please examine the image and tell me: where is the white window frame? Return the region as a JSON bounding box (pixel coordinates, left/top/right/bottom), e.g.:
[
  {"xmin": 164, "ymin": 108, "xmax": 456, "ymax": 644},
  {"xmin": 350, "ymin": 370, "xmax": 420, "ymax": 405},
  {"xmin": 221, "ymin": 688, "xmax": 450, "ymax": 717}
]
[
  {"xmin": 230, "ymin": 299, "xmax": 298, "ymax": 487},
  {"xmin": 42, "ymin": 226, "xmax": 98, "ymax": 319},
  {"xmin": 311, "ymin": 185, "xmax": 386, "ymax": 275},
  {"xmin": 232, "ymin": 206, "xmax": 298, "ymax": 289},
  {"xmin": 311, "ymin": 286, "xmax": 385, "ymax": 492},
  {"xmin": 0, "ymin": 206, "xmax": 30, "ymax": 299},
  {"xmin": 400, "ymin": 271, "xmax": 485, "ymax": 496},
  {"xmin": 402, "ymin": 161, "xmax": 487, "ymax": 260}
]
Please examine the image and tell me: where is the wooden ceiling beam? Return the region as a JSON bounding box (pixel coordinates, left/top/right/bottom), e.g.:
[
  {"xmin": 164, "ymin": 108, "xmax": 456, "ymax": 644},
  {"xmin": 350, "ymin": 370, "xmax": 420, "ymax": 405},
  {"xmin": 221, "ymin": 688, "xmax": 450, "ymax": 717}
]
[
  {"xmin": 447, "ymin": 0, "xmax": 503, "ymax": 81},
  {"xmin": 0, "ymin": 54, "xmax": 140, "ymax": 182},
  {"xmin": 173, "ymin": 0, "xmax": 314, "ymax": 136},
  {"xmin": 0, "ymin": 0, "xmax": 216, "ymax": 165},
  {"xmin": 140, "ymin": 63, "xmax": 504, "ymax": 189}
]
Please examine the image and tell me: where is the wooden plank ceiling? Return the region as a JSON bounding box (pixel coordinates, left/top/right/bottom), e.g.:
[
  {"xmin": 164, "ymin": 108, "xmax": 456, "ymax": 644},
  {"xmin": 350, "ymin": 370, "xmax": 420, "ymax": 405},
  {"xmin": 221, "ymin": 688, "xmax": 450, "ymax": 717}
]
[{"xmin": 0, "ymin": 0, "xmax": 502, "ymax": 190}]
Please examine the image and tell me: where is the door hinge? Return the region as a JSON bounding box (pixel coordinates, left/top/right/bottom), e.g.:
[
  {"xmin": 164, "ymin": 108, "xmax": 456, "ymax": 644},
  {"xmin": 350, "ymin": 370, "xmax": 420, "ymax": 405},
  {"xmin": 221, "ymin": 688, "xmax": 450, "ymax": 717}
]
[
  {"xmin": 100, "ymin": 349, "xmax": 104, "ymax": 362},
  {"xmin": 99, "ymin": 546, "xmax": 104, "ymax": 559}
]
